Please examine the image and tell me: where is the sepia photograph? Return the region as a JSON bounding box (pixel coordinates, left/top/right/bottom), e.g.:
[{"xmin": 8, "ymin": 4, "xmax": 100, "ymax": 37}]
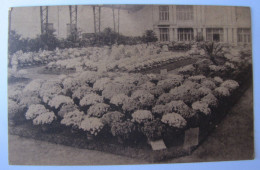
[{"xmin": 7, "ymin": 4, "xmax": 254, "ymax": 165}]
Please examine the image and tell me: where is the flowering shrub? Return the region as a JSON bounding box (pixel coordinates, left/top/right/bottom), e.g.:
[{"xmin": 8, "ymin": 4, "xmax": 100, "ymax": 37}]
[
  {"xmin": 111, "ymin": 120, "xmax": 135, "ymax": 140},
  {"xmin": 48, "ymin": 95, "xmax": 74, "ymax": 109},
  {"xmin": 8, "ymin": 99, "xmax": 25, "ymax": 120},
  {"xmin": 102, "ymin": 82, "xmax": 133, "ymax": 100},
  {"xmin": 26, "ymin": 104, "xmax": 57, "ymax": 125},
  {"xmin": 166, "ymin": 100, "xmax": 196, "ymax": 119},
  {"xmin": 169, "ymin": 80, "xmax": 201, "ymax": 104},
  {"xmin": 110, "ymin": 93, "xmax": 129, "ymax": 106},
  {"xmin": 201, "ymin": 93, "xmax": 218, "ymax": 108},
  {"xmin": 61, "ymin": 109, "xmax": 84, "ymax": 128},
  {"xmin": 141, "ymin": 118, "xmax": 166, "ymax": 140},
  {"xmin": 132, "ymin": 110, "xmax": 154, "ymax": 123},
  {"xmin": 192, "ymin": 101, "xmax": 211, "ymax": 116},
  {"xmin": 131, "ymin": 90, "xmax": 155, "ymax": 108},
  {"xmin": 161, "ymin": 113, "xmax": 187, "ymax": 128},
  {"xmin": 101, "ymin": 111, "xmax": 125, "ymax": 126},
  {"xmin": 213, "ymin": 76, "xmax": 224, "ymax": 86},
  {"xmin": 79, "ymin": 71, "xmax": 100, "ymax": 85},
  {"xmin": 72, "ymin": 85, "xmax": 93, "ymax": 100},
  {"xmin": 157, "ymin": 75, "xmax": 183, "ymax": 90},
  {"xmin": 39, "ymin": 80, "xmax": 63, "ymax": 103},
  {"xmin": 156, "ymin": 92, "xmax": 174, "ymax": 104},
  {"xmin": 79, "ymin": 93, "xmax": 103, "ymax": 107},
  {"xmin": 221, "ymin": 80, "xmax": 239, "ymax": 92},
  {"xmin": 139, "ymin": 81, "xmax": 155, "ymax": 90},
  {"xmin": 122, "ymin": 97, "xmax": 139, "ymax": 113},
  {"xmin": 33, "ymin": 111, "xmax": 57, "ymax": 125},
  {"xmin": 93, "ymin": 77, "xmax": 111, "ymax": 91},
  {"xmin": 201, "ymin": 79, "xmax": 216, "ymax": 90},
  {"xmin": 188, "ymin": 75, "xmax": 206, "ymax": 83},
  {"xmin": 177, "ymin": 64, "xmax": 196, "ymax": 75},
  {"xmin": 58, "ymin": 103, "xmax": 78, "ymax": 118},
  {"xmin": 87, "ymin": 103, "xmax": 110, "ymax": 118},
  {"xmin": 79, "ymin": 116, "xmax": 104, "ymax": 136},
  {"xmin": 25, "ymin": 104, "xmax": 47, "ymax": 120},
  {"xmin": 152, "ymin": 104, "xmax": 171, "ymax": 116},
  {"xmin": 214, "ymin": 87, "xmax": 230, "ymax": 98},
  {"xmin": 198, "ymin": 87, "xmax": 212, "ymax": 97}
]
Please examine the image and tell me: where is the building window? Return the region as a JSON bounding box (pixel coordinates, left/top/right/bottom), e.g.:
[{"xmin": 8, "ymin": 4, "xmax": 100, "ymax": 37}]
[
  {"xmin": 176, "ymin": 6, "xmax": 193, "ymax": 21},
  {"xmin": 237, "ymin": 28, "xmax": 251, "ymax": 43},
  {"xmin": 159, "ymin": 6, "xmax": 169, "ymax": 21},
  {"xmin": 159, "ymin": 28, "xmax": 169, "ymax": 41},
  {"xmin": 206, "ymin": 28, "xmax": 224, "ymax": 42},
  {"xmin": 178, "ymin": 28, "xmax": 194, "ymax": 41}
]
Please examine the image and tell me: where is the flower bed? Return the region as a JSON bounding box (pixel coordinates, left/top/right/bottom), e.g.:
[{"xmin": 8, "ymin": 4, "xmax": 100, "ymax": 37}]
[{"xmin": 8, "ymin": 44, "xmax": 252, "ymax": 161}]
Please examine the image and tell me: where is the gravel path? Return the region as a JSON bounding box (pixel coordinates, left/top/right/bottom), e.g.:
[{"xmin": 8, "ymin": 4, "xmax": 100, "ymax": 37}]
[{"xmin": 8, "ymin": 84, "xmax": 254, "ymax": 165}]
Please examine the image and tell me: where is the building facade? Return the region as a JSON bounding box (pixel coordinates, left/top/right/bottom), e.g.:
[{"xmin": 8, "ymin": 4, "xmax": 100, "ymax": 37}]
[
  {"xmin": 152, "ymin": 5, "xmax": 251, "ymax": 44},
  {"xmin": 10, "ymin": 5, "xmax": 251, "ymax": 45}
]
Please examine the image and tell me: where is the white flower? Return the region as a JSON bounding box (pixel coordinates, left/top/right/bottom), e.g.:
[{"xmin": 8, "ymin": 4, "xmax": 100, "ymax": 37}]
[
  {"xmin": 72, "ymin": 85, "xmax": 93, "ymax": 100},
  {"xmin": 23, "ymin": 79, "xmax": 43, "ymax": 94},
  {"xmin": 188, "ymin": 75, "xmax": 206, "ymax": 83},
  {"xmin": 61, "ymin": 109, "xmax": 84, "ymax": 127},
  {"xmin": 8, "ymin": 99, "xmax": 24, "ymax": 119},
  {"xmin": 213, "ymin": 76, "xmax": 224, "ymax": 86},
  {"xmin": 201, "ymin": 93, "xmax": 218, "ymax": 108},
  {"xmin": 214, "ymin": 87, "xmax": 230, "ymax": 97},
  {"xmin": 201, "ymin": 79, "xmax": 216, "ymax": 90},
  {"xmin": 33, "ymin": 111, "xmax": 57, "ymax": 125},
  {"xmin": 221, "ymin": 80, "xmax": 239, "ymax": 92},
  {"xmin": 166, "ymin": 100, "xmax": 196, "ymax": 119},
  {"xmin": 79, "ymin": 116, "xmax": 104, "ymax": 135},
  {"xmin": 25, "ymin": 104, "xmax": 47, "ymax": 120},
  {"xmin": 80, "ymin": 93, "xmax": 103, "ymax": 107},
  {"xmin": 152, "ymin": 104, "xmax": 171, "ymax": 116},
  {"xmin": 93, "ymin": 77, "xmax": 111, "ymax": 91},
  {"xmin": 110, "ymin": 93, "xmax": 129, "ymax": 106},
  {"xmin": 132, "ymin": 110, "xmax": 154, "ymax": 123},
  {"xmin": 87, "ymin": 103, "xmax": 110, "ymax": 118},
  {"xmin": 58, "ymin": 103, "xmax": 78, "ymax": 118},
  {"xmin": 161, "ymin": 113, "xmax": 187, "ymax": 128},
  {"xmin": 178, "ymin": 64, "xmax": 195, "ymax": 74},
  {"xmin": 192, "ymin": 101, "xmax": 211, "ymax": 116},
  {"xmin": 48, "ymin": 95, "xmax": 73, "ymax": 109},
  {"xmin": 131, "ymin": 90, "xmax": 155, "ymax": 107},
  {"xmin": 198, "ymin": 87, "xmax": 212, "ymax": 97}
]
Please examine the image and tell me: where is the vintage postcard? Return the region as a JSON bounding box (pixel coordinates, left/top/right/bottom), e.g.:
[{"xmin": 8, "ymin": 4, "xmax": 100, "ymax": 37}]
[{"xmin": 8, "ymin": 5, "xmax": 253, "ymax": 165}]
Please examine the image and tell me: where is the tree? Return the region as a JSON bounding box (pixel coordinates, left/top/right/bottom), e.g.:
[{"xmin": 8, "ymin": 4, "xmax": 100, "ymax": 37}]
[{"xmin": 142, "ymin": 30, "xmax": 158, "ymax": 44}]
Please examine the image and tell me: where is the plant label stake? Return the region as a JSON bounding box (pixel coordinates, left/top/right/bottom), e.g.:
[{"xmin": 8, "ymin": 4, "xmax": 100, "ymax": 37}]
[
  {"xmin": 150, "ymin": 139, "xmax": 167, "ymax": 151},
  {"xmin": 183, "ymin": 127, "xmax": 199, "ymax": 150},
  {"xmin": 160, "ymin": 69, "xmax": 167, "ymax": 75}
]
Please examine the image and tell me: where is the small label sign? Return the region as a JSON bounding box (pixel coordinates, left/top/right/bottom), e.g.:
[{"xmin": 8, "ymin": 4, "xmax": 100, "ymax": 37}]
[
  {"xmin": 150, "ymin": 139, "xmax": 167, "ymax": 151},
  {"xmin": 160, "ymin": 69, "xmax": 167, "ymax": 75},
  {"xmin": 183, "ymin": 127, "xmax": 199, "ymax": 149}
]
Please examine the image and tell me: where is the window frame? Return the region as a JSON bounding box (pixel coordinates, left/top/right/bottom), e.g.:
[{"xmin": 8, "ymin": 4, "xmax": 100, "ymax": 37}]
[
  {"xmin": 176, "ymin": 5, "xmax": 194, "ymax": 21},
  {"xmin": 177, "ymin": 28, "xmax": 194, "ymax": 41},
  {"xmin": 159, "ymin": 6, "xmax": 169, "ymax": 21},
  {"xmin": 159, "ymin": 28, "xmax": 170, "ymax": 41},
  {"xmin": 206, "ymin": 28, "xmax": 224, "ymax": 42},
  {"xmin": 237, "ymin": 28, "xmax": 251, "ymax": 44}
]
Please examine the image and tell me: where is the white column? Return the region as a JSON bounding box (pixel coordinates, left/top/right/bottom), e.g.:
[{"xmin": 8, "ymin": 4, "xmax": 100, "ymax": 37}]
[
  {"xmin": 203, "ymin": 28, "xmax": 206, "ymax": 41},
  {"xmin": 173, "ymin": 6, "xmax": 177, "ymax": 25},
  {"xmin": 170, "ymin": 28, "xmax": 174, "ymax": 41},
  {"xmin": 194, "ymin": 28, "xmax": 198, "ymax": 40},
  {"xmin": 224, "ymin": 28, "xmax": 228, "ymax": 42},
  {"xmin": 233, "ymin": 28, "xmax": 237, "ymax": 45},
  {"xmin": 173, "ymin": 28, "xmax": 178, "ymax": 41}
]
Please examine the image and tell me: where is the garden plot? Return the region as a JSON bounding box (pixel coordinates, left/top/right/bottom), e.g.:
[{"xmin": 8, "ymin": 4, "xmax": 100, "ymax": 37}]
[{"xmin": 8, "ymin": 43, "xmax": 252, "ymax": 162}]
